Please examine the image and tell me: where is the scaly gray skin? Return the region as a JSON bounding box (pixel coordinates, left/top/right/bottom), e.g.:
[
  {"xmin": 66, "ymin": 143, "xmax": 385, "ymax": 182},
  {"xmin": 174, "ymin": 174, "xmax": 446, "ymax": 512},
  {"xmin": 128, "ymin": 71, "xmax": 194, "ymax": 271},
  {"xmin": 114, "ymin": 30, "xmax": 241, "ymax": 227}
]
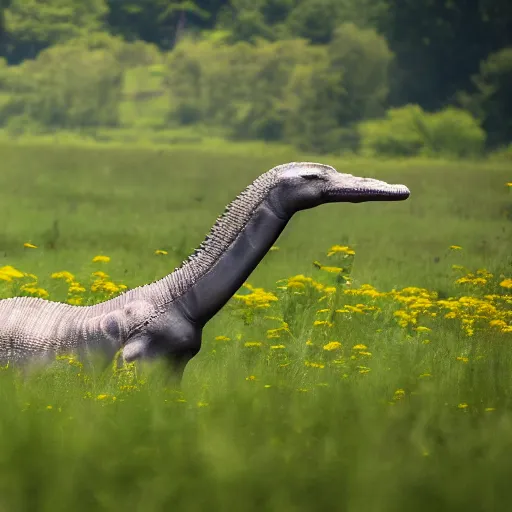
[{"xmin": 0, "ymin": 162, "xmax": 410, "ymax": 379}]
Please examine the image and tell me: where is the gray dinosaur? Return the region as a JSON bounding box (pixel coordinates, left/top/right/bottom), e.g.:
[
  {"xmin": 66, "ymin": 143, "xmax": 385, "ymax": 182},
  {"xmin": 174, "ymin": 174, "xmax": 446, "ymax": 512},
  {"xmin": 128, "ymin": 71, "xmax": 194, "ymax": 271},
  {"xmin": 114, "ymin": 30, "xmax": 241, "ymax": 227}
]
[{"xmin": 0, "ymin": 162, "xmax": 410, "ymax": 378}]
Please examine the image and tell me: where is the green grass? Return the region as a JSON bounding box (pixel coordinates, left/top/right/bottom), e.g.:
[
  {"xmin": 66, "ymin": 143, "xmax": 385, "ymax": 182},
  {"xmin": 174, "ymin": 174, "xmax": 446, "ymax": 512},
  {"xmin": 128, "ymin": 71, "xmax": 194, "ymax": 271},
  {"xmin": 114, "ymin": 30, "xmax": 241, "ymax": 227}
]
[{"xmin": 0, "ymin": 140, "xmax": 511, "ymax": 511}]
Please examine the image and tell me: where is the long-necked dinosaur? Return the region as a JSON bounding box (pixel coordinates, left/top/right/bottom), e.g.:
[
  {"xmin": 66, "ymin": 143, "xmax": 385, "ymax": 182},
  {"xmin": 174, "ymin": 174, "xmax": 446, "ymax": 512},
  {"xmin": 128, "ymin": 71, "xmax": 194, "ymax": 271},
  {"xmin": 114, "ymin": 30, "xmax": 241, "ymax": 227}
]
[{"xmin": 0, "ymin": 162, "xmax": 410, "ymax": 378}]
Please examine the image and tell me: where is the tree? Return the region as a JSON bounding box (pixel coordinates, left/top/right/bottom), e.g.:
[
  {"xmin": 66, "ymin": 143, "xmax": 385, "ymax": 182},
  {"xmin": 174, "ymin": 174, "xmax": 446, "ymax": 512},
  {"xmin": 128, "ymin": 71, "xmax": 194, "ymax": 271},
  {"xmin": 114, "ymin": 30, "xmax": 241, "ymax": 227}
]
[
  {"xmin": 459, "ymin": 47, "xmax": 512, "ymax": 148},
  {"xmin": 384, "ymin": 0, "xmax": 512, "ymax": 110},
  {"xmin": 106, "ymin": 0, "xmax": 212, "ymax": 49},
  {"xmin": 3, "ymin": 0, "xmax": 108, "ymax": 63},
  {"xmin": 2, "ymin": 43, "xmax": 123, "ymax": 128}
]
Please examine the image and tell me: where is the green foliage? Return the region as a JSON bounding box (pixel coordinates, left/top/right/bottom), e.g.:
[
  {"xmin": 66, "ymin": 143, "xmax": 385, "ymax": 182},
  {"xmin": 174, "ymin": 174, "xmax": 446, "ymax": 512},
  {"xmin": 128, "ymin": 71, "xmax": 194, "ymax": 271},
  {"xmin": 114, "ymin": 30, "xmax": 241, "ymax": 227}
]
[
  {"xmin": 105, "ymin": 0, "xmax": 212, "ymax": 49},
  {"xmin": 359, "ymin": 105, "xmax": 486, "ymax": 158},
  {"xmin": 383, "ymin": 0, "xmax": 512, "ymax": 115},
  {"xmin": 459, "ymin": 47, "xmax": 512, "ymax": 149},
  {"xmin": 4, "ymin": 0, "xmax": 108, "ymax": 62},
  {"xmin": 1, "ymin": 43, "xmax": 123, "ymax": 129},
  {"xmin": 164, "ymin": 24, "xmax": 392, "ymax": 153},
  {"xmin": 286, "ymin": 0, "xmax": 343, "ymax": 44}
]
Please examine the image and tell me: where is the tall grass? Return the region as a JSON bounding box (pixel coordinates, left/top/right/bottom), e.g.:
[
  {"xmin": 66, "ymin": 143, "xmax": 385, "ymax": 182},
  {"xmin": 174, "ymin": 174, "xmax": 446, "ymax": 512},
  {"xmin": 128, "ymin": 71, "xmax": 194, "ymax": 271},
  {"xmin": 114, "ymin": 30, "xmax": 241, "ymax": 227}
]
[{"xmin": 0, "ymin": 140, "xmax": 511, "ymax": 511}]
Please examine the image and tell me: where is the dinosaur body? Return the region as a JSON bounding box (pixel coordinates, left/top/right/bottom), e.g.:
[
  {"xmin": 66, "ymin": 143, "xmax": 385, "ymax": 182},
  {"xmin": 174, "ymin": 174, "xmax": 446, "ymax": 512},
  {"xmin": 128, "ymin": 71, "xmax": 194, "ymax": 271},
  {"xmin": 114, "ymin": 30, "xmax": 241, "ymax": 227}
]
[{"xmin": 0, "ymin": 162, "xmax": 410, "ymax": 377}]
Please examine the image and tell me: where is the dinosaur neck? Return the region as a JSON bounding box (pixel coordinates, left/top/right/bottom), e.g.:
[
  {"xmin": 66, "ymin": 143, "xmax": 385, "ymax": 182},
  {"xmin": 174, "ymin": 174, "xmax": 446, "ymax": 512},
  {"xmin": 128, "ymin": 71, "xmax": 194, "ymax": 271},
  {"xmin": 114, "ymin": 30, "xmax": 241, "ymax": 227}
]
[
  {"xmin": 118, "ymin": 168, "xmax": 288, "ymax": 324},
  {"xmin": 177, "ymin": 200, "xmax": 289, "ymax": 325}
]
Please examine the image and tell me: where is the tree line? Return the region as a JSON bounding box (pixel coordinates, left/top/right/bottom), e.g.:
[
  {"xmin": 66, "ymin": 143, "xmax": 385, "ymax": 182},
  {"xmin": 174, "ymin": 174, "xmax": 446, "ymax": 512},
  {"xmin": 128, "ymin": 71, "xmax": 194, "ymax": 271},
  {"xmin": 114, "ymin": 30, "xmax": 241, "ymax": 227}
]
[{"xmin": 0, "ymin": 0, "xmax": 510, "ymax": 154}]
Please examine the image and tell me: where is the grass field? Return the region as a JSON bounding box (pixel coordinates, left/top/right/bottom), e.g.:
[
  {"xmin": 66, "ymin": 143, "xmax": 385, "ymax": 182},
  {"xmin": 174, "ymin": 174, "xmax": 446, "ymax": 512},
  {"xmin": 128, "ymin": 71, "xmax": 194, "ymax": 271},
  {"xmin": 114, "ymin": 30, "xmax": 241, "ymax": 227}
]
[{"xmin": 0, "ymin": 139, "xmax": 511, "ymax": 511}]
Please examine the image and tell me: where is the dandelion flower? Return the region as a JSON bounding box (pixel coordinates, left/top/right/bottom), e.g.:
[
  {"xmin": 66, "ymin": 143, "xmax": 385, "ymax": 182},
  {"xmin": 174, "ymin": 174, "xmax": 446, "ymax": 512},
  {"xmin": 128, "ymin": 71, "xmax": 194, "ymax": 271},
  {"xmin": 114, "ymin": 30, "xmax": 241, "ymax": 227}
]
[
  {"xmin": 51, "ymin": 271, "xmax": 75, "ymax": 283},
  {"xmin": 305, "ymin": 361, "xmax": 325, "ymax": 369},
  {"xmin": 244, "ymin": 342, "xmax": 262, "ymax": 348},
  {"xmin": 214, "ymin": 335, "xmax": 231, "ymax": 341},
  {"xmin": 270, "ymin": 345, "xmax": 286, "ymax": 350},
  {"xmin": 323, "ymin": 341, "xmax": 342, "ymax": 351},
  {"xmin": 499, "ymin": 278, "xmax": 512, "ymax": 289},
  {"xmin": 245, "ymin": 375, "xmax": 257, "ymax": 381},
  {"xmin": 92, "ymin": 255, "xmax": 110, "ymax": 263},
  {"xmin": 327, "ymin": 245, "xmax": 355, "ymax": 256},
  {"xmin": 155, "ymin": 249, "xmax": 168, "ymax": 255},
  {"xmin": 0, "ymin": 266, "xmax": 25, "ymax": 279},
  {"xmin": 352, "ymin": 344, "xmax": 368, "ymax": 350},
  {"xmin": 313, "ymin": 320, "xmax": 333, "ymax": 328},
  {"xmin": 23, "ymin": 242, "xmax": 37, "ymax": 249},
  {"xmin": 458, "ymin": 403, "xmax": 468, "ymax": 409},
  {"xmin": 450, "ymin": 245, "xmax": 462, "ymax": 250}
]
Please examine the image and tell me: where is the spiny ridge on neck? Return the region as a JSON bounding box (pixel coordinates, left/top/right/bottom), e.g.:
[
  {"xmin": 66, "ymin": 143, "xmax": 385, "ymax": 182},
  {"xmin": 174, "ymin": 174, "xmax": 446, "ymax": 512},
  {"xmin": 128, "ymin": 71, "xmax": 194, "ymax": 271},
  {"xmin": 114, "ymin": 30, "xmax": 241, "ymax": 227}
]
[{"xmin": 119, "ymin": 167, "xmax": 281, "ymax": 307}]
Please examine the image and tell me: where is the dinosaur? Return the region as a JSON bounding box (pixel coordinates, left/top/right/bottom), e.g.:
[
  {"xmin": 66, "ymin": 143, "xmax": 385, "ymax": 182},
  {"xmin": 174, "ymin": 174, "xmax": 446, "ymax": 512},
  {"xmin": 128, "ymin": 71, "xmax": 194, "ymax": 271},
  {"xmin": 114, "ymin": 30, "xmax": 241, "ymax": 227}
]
[{"xmin": 0, "ymin": 162, "xmax": 410, "ymax": 379}]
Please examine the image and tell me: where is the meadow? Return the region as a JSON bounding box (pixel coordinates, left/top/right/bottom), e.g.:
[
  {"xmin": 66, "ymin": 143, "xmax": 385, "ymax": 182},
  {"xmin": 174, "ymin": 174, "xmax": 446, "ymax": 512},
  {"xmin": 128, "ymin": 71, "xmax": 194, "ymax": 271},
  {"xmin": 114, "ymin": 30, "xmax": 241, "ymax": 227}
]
[{"xmin": 0, "ymin": 138, "xmax": 511, "ymax": 511}]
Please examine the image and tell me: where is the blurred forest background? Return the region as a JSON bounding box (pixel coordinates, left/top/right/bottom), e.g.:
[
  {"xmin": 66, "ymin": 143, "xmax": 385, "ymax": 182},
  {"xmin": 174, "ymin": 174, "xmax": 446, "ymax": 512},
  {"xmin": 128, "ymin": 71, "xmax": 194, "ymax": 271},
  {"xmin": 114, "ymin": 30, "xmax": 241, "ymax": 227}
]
[{"xmin": 0, "ymin": 0, "xmax": 510, "ymax": 157}]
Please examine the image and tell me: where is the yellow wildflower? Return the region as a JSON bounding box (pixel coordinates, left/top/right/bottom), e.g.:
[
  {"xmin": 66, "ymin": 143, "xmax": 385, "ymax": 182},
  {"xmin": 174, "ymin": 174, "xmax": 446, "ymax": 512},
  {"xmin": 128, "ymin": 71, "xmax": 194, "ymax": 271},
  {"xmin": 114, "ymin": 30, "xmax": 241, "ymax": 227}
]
[
  {"xmin": 506, "ymin": 183, "xmax": 512, "ymax": 187},
  {"xmin": 305, "ymin": 361, "xmax": 325, "ymax": 369},
  {"xmin": 313, "ymin": 320, "xmax": 333, "ymax": 328},
  {"xmin": 352, "ymin": 344, "xmax": 367, "ymax": 350},
  {"xmin": 67, "ymin": 297, "xmax": 83, "ymax": 306},
  {"xmin": 214, "ymin": 335, "xmax": 231, "ymax": 341},
  {"xmin": 245, "ymin": 375, "xmax": 257, "ymax": 381},
  {"xmin": 92, "ymin": 271, "xmax": 109, "ymax": 279},
  {"xmin": 327, "ymin": 245, "xmax": 355, "ymax": 256},
  {"xmin": 415, "ymin": 326, "xmax": 431, "ymax": 333},
  {"xmin": 499, "ymin": 279, "xmax": 512, "ymax": 289},
  {"xmin": 458, "ymin": 403, "xmax": 468, "ymax": 409},
  {"xmin": 313, "ymin": 261, "xmax": 344, "ymax": 273},
  {"xmin": 305, "ymin": 340, "xmax": 314, "ymax": 346},
  {"xmin": 359, "ymin": 351, "xmax": 372, "ymax": 357},
  {"xmin": 270, "ymin": 345, "xmax": 286, "ymax": 350},
  {"xmin": 456, "ymin": 356, "xmax": 469, "ymax": 363},
  {"xmin": 394, "ymin": 389, "xmax": 405, "ymax": 400},
  {"xmin": 51, "ymin": 271, "xmax": 75, "ymax": 283},
  {"xmin": 0, "ymin": 266, "xmax": 25, "ymax": 279},
  {"xmin": 68, "ymin": 283, "xmax": 86, "ymax": 294},
  {"xmin": 269, "ymin": 246, "xmax": 279, "ymax": 251},
  {"xmin": 92, "ymin": 255, "xmax": 110, "ymax": 263},
  {"xmin": 155, "ymin": 249, "xmax": 168, "ymax": 255},
  {"xmin": 484, "ymin": 407, "xmax": 496, "ymax": 412},
  {"xmin": 244, "ymin": 342, "xmax": 262, "ymax": 348},
  {"xmin": 21, "ymin": 286, "xmax": 49, "ymax": 299},
  {"xmin": 23, "ymin": 242, "xmax": 37, "ymax": 249},
  {"xmin": 489, "ymin": 320, "xmax": 507, "ymax": 329},
  {"xmin": 450, "ymin": 245, "xmax": 462, "ymax": 250},
  {"xmin": 323, "ymin": 341, "xmax": 342, "ymax": 351}
]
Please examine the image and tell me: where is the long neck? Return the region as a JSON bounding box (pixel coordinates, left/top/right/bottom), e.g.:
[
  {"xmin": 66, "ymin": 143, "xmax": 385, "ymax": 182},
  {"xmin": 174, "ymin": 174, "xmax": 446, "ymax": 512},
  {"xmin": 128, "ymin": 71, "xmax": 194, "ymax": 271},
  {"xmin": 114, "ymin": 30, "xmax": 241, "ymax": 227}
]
[
  {"xmin": 113, "ymin": 168, "xmax": 288, "ymax": 324},
  {"xmin": 177, "ymin": 200, "xmax": 289, "ymax": 325}
]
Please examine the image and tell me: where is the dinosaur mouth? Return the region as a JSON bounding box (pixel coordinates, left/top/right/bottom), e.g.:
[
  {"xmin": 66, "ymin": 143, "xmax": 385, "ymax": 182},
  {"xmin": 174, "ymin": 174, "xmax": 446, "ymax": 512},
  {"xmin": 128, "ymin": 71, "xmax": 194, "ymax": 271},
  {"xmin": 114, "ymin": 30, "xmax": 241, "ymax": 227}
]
[{"xmin": 324, "ymin": 178, "xmax": 410, "ymax": 203}]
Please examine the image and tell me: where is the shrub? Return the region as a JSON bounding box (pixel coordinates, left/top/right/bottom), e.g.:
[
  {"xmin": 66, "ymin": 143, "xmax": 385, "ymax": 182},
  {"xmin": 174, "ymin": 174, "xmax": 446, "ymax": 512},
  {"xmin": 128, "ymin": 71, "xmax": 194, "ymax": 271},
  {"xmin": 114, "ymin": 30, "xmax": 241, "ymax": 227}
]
[
  {"xmin": 359, "ymin": 105, "xmax": 486, "ymax": 158},
  {"xmin": 1, "ymin": 43, "xmax": 123, "ymax": 129},
  {"xmin": 358, "ymin": 105, "xmax": 425, "ymax": 157}
]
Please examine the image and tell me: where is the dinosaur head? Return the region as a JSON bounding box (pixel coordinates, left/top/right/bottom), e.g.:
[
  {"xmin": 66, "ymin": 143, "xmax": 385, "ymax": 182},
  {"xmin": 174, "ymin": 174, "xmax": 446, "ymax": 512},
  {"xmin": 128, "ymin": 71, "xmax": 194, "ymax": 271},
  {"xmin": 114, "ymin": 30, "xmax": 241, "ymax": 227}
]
[{"xmin": 273, "ymin": 162, "xmax": 410, "ymax": 214}]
